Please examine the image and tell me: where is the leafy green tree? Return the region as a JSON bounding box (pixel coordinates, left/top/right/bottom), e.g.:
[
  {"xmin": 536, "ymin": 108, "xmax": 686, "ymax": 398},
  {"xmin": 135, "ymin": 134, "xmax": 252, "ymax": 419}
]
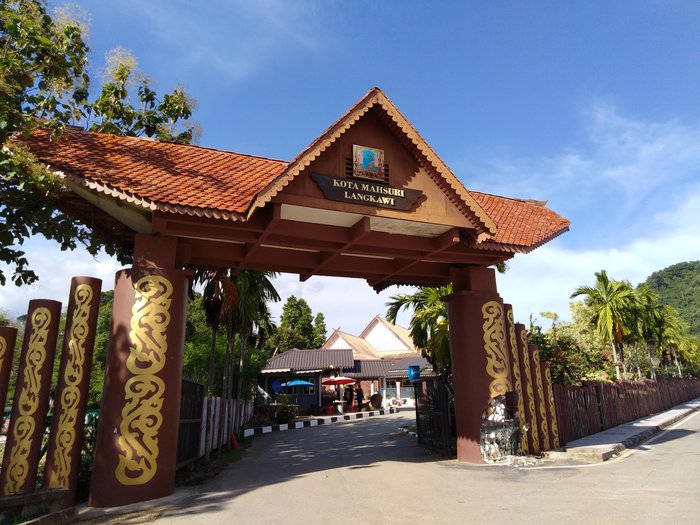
[
  {"xmin": 386, "ymin": 285, "xmax": 452, "ymax": 374},
  {"xmin": 182, "ymin": 292, "xmax": 223, "ymax": 389},
  {"xmin": 312, "ymin": 312, "xmax": 327, "ymax": 348},
  {"xmin": 88, "ymin": 47, "xmax": 195, "ymax": 144},
  {"xmin": 1, "ymin": 0, "xmax": 92, "ymax": 286},
  {"xmin": 529, "ymin": 310, "xmax": 608, "ymax": 385},
  {"xmin": 269, "ymin": 296, "xmax": 325, "ymax": 351},
  {"xmin": 0, "ymin": 310, "xmax": 13, "ymax": 327},
  {"xmin": 571, "ymin": 270, "xmax": 637, "ymax": 380},
  {"xmin": 644, "ymin": 261, "xmax": 700, "ymax": 338},
  {"xmin": 1, "ymin": 1, "xmax": 196, "ymax": 287}
]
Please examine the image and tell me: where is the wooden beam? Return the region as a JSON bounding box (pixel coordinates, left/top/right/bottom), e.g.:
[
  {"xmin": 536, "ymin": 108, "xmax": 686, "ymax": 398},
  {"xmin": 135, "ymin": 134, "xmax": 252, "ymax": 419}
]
[
  {"xmin": 300, "ymin": 217, "xmax": 371, "ymax": 281},
  {"xmin": 235, "ymin": 204, "xmax": 282, "ymax": 273}
]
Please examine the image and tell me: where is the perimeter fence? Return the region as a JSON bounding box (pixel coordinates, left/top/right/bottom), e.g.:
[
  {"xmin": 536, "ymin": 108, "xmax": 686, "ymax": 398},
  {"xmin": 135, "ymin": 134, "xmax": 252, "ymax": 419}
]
[{"xmin": 553, "ymin": 377, "xmax": 700, "ymax": 445}]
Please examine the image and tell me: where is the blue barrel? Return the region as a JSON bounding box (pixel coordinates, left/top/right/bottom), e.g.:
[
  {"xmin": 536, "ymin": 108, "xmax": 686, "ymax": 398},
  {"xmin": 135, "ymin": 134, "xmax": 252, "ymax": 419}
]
[{"xmin": 407, "ymin": 365, "xmax": 421, "ymax": 381}]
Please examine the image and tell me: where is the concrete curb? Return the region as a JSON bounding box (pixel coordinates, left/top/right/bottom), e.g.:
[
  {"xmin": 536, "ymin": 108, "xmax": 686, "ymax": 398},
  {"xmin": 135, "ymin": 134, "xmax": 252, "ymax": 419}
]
[
  {"xmin": 242, "ymin": 407, "xmax": 397, "ymax": 438},
  {"xmin": 561, "ymin": 397, "xmax": 700, "ymax": 463}
]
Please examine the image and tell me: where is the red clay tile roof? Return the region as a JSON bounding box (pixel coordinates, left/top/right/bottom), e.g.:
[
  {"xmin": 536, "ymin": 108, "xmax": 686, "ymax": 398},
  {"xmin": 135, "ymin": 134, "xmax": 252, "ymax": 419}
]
[
  {"xmin": 18, "ymin": 116, "xmax": 569, "ymax": 252},
  {"xmin": 471, "ymin": 191, "xmax": 570, "ymax": 251},
  {"xmin": 20, "ymin": 127, "xmax": 287, "ymax": 220}
]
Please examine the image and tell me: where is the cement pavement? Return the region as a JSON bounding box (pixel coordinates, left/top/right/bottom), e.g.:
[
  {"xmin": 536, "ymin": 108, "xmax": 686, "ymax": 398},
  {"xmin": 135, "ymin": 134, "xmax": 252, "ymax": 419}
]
[
  {"xmin": 552, "ymin": 396, "xmax": 700, "ymax": 462},
  {"xmin": 74, "ymin": 397, "xmax": 700, "ymax": 524}
]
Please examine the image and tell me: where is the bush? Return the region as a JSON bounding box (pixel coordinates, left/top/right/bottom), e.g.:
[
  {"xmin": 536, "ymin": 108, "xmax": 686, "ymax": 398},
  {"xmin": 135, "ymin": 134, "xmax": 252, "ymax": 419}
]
[{"xmin": 248, "ymin": 404, "xmax": 298, "ymax": 426}]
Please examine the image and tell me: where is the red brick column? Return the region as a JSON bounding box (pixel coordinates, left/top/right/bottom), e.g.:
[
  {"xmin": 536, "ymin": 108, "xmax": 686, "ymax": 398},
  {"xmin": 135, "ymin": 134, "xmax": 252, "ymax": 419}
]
[
  {"xmin": 0, "ymin": 327, "xmax": 18, "ymax": 418},
  {"xmin": 444, "ymin": 267, "xmax": 511, "ymax": 463},
  {"xmin": 89, "ymin": 237, "xmax": 188, "ymax": 507},
  {"xmin": 44, "ymin": 277, "xmax": 102, "ymax": 507},
  {"xmin": 514, "ymin": 323, "xmax": 540, "ymax": 454},
  {"xmin": 528, "ymin": 344, "xmax": 550, "ymax": 451},
  {"xmin": 1, "ymin": 300, "xmax": 62, "ymax": 495},
  {"xmin": 503, "ymin": 305, "xmax": 528, "ymax": 455}
]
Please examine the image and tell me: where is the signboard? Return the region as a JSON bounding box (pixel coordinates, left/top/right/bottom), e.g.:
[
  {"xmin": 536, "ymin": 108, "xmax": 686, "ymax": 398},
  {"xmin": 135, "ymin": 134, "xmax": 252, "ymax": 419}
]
[{"xmin": 311, "ymin": 173, "xmax": 423, "ymax": 211}]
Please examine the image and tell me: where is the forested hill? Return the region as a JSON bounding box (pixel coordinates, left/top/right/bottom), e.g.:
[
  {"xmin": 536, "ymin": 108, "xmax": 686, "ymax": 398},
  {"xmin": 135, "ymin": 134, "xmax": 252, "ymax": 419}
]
[{"xmin": 643, "ymin": 261, "xmax": 700, "ymax": 337}]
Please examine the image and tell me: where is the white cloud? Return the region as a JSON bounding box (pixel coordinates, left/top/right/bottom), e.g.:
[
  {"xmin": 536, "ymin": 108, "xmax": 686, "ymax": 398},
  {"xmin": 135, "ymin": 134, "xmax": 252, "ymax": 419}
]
[
  {"xmin": 466, "ymin": 106, "xmax": 700, "ymax": 234},
  {"xmin": 498, "ymin": 183, "xmax": 700, "ymax": 326},
  {"xmin": 117, "ymin": 0, "xmax": 327, "ymax": 85},
  {"xmin": 268, "ymin": 274, "xmax": 416, "ymax": 337},
  {"xmin": 0, "ymin": 240, "xmax": 121, "ymax": 320}
]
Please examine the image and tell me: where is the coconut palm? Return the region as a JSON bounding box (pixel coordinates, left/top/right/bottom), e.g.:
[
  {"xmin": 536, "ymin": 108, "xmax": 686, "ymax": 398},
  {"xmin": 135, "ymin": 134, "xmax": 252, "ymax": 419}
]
[
  {"xmin": 659, "ymin": 306, "xmax": 693, "ymax": 377},
  {"xmin": 229, "ymin": 270, "xmax": 280, "ymax": 400},
  {"xmin": 571, "ymin": 270, "xmax": 637, "ymax": 381},
  {"xmin": 635, "ymin": 285, "xmax": 666, "ymax": 380},
  {"xmin": 386, "ymin": 285, "xmax": 452, "ymax": 374}
]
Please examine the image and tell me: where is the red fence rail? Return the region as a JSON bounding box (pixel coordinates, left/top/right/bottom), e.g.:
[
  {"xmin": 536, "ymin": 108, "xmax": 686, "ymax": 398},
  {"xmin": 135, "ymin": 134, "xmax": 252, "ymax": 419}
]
[{"xmin": 553, "ymin": 378, "xmax": 700, "ymax": 446}]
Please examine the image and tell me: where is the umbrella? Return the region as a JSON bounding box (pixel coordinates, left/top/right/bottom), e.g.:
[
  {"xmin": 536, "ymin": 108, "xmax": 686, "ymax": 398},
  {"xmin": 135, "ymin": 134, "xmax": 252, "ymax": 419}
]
[
  {"xmin": 322, "ymin": 376, "xmax": 356, "ymax": 386},
  {"xmin": 282, "ymin": 379, "xmax": 315, "ymax": 387}
]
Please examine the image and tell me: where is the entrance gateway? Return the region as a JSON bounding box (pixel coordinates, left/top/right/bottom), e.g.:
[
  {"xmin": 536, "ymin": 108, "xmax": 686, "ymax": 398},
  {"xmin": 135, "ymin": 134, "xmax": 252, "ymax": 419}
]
[{"xmin": 22, "ymin": 88, "xmax": 569, "ymax": 507}]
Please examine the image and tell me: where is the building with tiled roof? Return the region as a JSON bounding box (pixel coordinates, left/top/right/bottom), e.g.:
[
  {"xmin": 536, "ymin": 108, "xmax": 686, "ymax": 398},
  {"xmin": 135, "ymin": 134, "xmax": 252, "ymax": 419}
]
[
  {"xmin": 259, "ymin": 317, "xmax": 431, "ymax": 413},
  {"xmin": 18, "ymin": 87, "xmax": 569, "ymax": 292}
]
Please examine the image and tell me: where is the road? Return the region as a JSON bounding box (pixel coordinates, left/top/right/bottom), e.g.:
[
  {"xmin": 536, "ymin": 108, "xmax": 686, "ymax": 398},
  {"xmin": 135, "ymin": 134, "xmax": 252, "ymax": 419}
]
[{"xmin": 98, "ymin": 409, "xmax": 700, "ymax": 525}]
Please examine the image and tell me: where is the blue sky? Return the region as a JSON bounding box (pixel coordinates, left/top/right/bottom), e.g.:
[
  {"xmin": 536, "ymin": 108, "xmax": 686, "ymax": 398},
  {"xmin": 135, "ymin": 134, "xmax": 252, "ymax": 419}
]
[{"xmin": 2, "ymin": 1, "xmax": 700, "ymax": 334}]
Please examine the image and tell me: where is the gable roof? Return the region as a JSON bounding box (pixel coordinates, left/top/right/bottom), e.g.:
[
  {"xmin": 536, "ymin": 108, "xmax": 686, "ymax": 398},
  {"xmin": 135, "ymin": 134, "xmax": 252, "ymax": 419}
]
[
  {"xmin": 249, "ymin": 88, "xmax": 497, "ymax": 239},
  {"xmin": 359, "ymin": 316, "xmax": 417, "ymax": 353},
  {"xmin": 322, "ymin": 330, "xmax": 381, "ymax": 360},
  {"xmin": 18, "ymin": 89, "xmax": 570, "ymax": 254}
]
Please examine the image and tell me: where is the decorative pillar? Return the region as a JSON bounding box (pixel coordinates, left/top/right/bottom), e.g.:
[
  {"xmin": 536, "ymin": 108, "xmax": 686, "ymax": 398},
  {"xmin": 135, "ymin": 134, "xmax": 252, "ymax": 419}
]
[
  {"xmin": 1, "ymin": 300, "xmax": 62, "ymax": 495},
  {"xmin": 528, "ymin": 344, "xmax": 550, "ymax": 451},
  {"xmin": 444, "ymin": 267, "xmax": 511, "ymax": 463},
  {"xmin": 89, "ymin": 236, "xmax": 188, "ymax": 507},
  {"xmin": 541, "ymin": 362, "xmax": 560, "ymax": 449},
  {"xmin": 515, "ymin": 323, "xmax": 540, "ymax": 455},
  {"xmin": 0, "ymin": 327, "xmax": 18, "ymax": 417},
  {"xmin": 503, "ymin": 305, "xmax": 528, "ymax": 455},
  {"xmin": 44, "ymin": 277, "xmax": 102, "ymax": 507}
]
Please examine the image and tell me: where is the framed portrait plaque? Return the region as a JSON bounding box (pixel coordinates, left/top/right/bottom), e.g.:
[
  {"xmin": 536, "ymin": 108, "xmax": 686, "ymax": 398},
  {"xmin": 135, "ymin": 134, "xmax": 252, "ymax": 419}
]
[{"xmin": 352, "ymin": 144, "xmax": 385, "ymax": 181}]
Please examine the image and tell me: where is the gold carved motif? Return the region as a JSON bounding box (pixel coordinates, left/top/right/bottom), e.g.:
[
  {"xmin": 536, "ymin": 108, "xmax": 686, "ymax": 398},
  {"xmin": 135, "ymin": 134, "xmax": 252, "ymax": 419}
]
[
  {"xmin": 531, "ymin": 346, "xmax": 550, "ymax": 450},
  {"xmin": 47, "ymin": 284, "xmax": 93, "ymax": 489},
  {"xmin": 507, "ymin": 310, "xmax": 528, "ymax": 455},
  {"xmin": 519, "ymin": 328, "xmax": 540, "ymax": 452},
  {"xmin": 3, "ymin": 307, "xmax": 51, "ymax": 495},
  {"xmin": 544, "ymin": 365, "xmax": 560, "ymax": 448},
  {"xmin": 0, "ymin": 334, "xmax": 7, "ymax": 376},
  {"xmin": 115, "ymin": 275, "xmax": 172, "ymax": 486},
  {"xmin": 481, "ymin": 301, "xmax": 512, "ymax": 398}
]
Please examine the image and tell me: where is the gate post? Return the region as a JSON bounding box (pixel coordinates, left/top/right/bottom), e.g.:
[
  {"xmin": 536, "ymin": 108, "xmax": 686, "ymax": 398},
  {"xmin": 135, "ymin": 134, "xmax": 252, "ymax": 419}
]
[
  {"xmin": 89, "ymin": 236, "xmax": 189, "ymax": 507},
  {"xmin": 503, "ymin": 305, "xmax": 528, "ymax": 455},
  {"xmin": 44, "ymin": 276, "xmax": 102, "ymax": 507},
  {"xmin": 444, "ymin": 267, "xmax": 511, "ymax": 463},
  {"xmin": 1, "ymin": 300, "xmax": 62, "ymax": 495},
  {"xmin": 0, "ymin": 327, "xmax": 18, "ymax": 417}
]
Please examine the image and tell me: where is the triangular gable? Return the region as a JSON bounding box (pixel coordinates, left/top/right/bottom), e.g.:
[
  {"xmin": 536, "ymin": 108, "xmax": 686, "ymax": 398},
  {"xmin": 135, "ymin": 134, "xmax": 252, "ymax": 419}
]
[
  {"xmin": 247, "ymin": 87, "xmax": 497, "ymax": 239},
  {"xmin": 322, "ymin": 329, "xmax": 379, "ymax": 359},
  {"xmin": 359, "ymin": 316, "xmax": 416, "ymax": 353}
]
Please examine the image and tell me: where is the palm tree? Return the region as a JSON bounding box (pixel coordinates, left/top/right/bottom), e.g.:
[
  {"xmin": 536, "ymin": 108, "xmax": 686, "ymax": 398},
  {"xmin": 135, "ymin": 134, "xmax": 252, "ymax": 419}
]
[
  {"xmin": 571, "ymin": 270, "xmax": 637, "ymax": 381},
  {"xmin": 194, "ymin": 268, "xmax": 238, "ymax": 395},
  {"xmin": 229, "ymin": 270, "xmax": 280, "ymax": 400},
  {"xmin": 659, "ymin": 306, "xmax": 692, "ymax": 377},
  {"xmin": 635, "ymin": 285, "xmax": 665, "ymax": 380},
  {"xmin": 386, "ymin": 285, "xmax": 452, "ymax": 374}
]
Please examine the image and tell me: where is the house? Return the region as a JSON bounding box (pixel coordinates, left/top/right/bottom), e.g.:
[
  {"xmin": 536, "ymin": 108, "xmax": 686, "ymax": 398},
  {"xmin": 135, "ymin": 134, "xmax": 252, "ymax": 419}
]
[{"xmin": 260, "ymin": 316, "xmax": 431, "ymax": 413}]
